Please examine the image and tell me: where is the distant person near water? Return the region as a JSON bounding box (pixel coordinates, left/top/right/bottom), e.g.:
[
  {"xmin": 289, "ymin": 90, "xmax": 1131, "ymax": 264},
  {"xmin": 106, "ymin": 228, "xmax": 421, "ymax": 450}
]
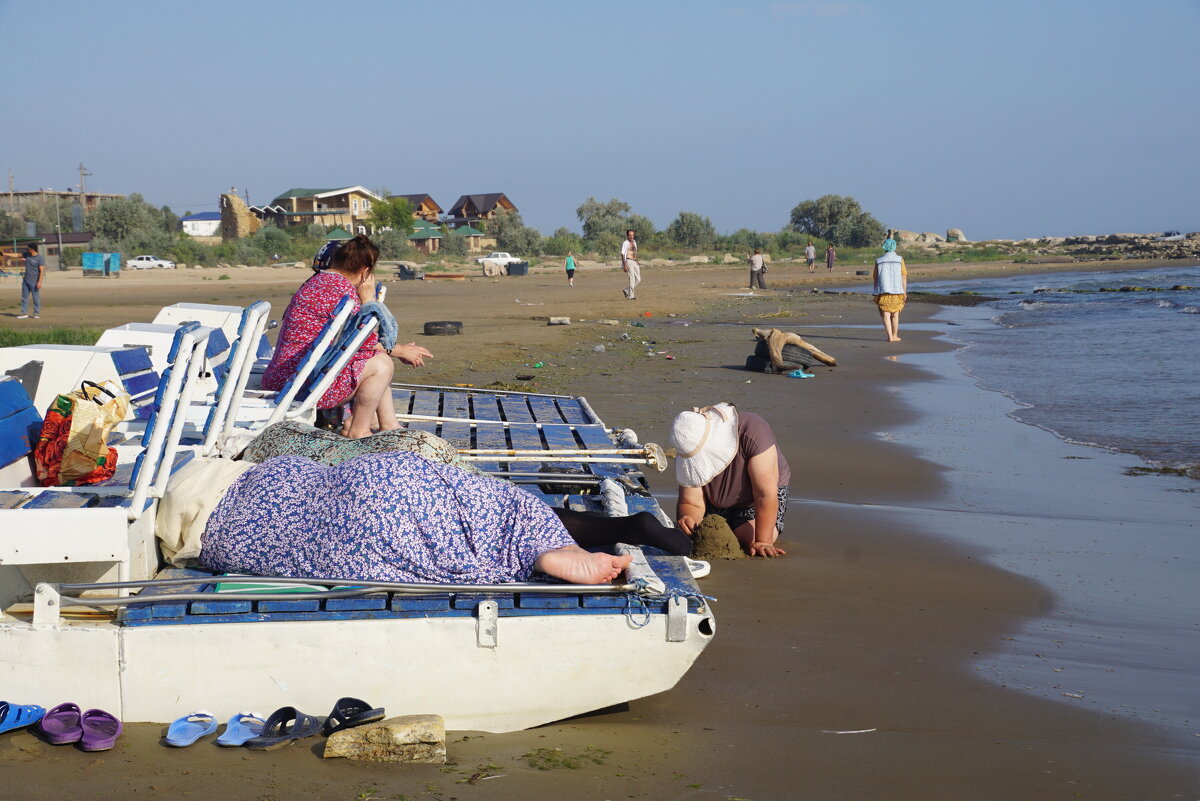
[
  {"xmin": 670, "ymin": 403, "xmax": 790, "ymax": 558},
  {"xmin": 621, "ymin": 229, "xmax": 640, "ymax": 300},
  {"xmin": 17, "ymin": 243, "xmax": 45, "ymax": 319},
  {"xmin": 748, "ymin": 248, "xmax": 767, "ymax": 289},
  {"xmin": 565, "ymin": 251, "xmax": 577, "ymax": 287},
  {"xmin": 825, "ymin": 243, "xmax": 836, "ymax": 272},
  {"xmin": 805, "ymin": 241, "xmax": 817, "ymax": 273},
  {"xmin": 873, "ymin": 239, "xmax": 907, "ymax": 342}
]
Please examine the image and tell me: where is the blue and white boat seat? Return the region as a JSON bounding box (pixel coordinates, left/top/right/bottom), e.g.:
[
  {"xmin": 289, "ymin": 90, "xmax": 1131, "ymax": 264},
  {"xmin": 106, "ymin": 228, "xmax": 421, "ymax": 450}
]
[
  {"xmin": 0, "ymin": 345, "xmax": 160, "ymax": 421},
  {"xmin": 0, "ymin": 324, "xmax": 213, "ymax": 596}
]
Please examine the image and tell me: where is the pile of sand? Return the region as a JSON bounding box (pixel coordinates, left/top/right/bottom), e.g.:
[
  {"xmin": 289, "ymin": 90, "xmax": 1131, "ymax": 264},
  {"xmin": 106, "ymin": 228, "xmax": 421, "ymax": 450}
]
[{"xmin": 691, "ymin": 514, "xmax": 746, "ymax": 560}]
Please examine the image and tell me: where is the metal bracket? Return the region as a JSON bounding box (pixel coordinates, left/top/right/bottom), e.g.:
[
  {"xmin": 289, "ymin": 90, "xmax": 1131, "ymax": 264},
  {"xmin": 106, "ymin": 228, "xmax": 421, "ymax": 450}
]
[
  {"xmin": 666, "ymin": 596, "xmax": 688, "ymax": 642},
  {"xmin": 476, "ymin": 600, "xmax": 498, "ymax": 648},
  {"xmin": 33, "ymin": 583, "xmax": 61, "ymax": 628}
]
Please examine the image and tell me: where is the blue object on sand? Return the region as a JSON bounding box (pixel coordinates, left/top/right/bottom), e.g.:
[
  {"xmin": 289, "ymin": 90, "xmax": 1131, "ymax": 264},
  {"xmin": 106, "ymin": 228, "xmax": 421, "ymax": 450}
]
[
  {"xmin": 788, "ymin": 369, "xmax": 815, "ymax": 379},
  {"xmin": 216, "ymin": 711, "xmax": 266, "ymax": 747},
  {"xmin": 164, "ymin": 710, "xmax": 218, "ymax": 747},
  {"xmin": 0, "ymin": 701, "xmax": 46, "ymax": 735}
]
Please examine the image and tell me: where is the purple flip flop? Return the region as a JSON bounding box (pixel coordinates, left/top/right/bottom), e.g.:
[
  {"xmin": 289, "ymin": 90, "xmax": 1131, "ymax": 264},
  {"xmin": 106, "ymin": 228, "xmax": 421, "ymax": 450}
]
[
  {"xmin": 39, "ymin": 702, "xmax": 83, "ymax": 745},
  {"xmin": 80, "ymin": 708, "xmax": 122, "ymax": 751}
]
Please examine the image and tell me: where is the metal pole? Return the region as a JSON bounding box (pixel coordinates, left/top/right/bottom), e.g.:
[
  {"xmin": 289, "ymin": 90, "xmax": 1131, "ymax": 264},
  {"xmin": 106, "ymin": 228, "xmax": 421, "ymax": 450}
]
[{"xmin": 53, "ymin": 195, "xmax": 65, "ymax": 270}]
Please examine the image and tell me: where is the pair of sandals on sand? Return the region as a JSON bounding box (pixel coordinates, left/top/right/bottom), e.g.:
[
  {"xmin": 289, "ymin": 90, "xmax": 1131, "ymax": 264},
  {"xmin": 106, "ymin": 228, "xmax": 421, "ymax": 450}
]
[
  {"xmin": 0, "ymin": 701, "xmax": 122, "ymax": 751},
  {"xmin": 165, "ymin": 697, "xmax": 385, "ymax": 750}
]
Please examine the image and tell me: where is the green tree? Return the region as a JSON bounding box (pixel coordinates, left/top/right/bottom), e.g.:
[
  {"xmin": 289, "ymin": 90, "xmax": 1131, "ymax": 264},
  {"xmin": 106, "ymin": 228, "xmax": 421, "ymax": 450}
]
[
  {"xmin": 788, "ymin": 194, "xmax": 885, "ymax": 247},
  {"xmin": 367, "ymin": 197, "xmax": 415, "ymax": 236},
  {"xmin": 160, "ymin": 205, "xmax": 180, "ymax": 234},
  {"xmin": 0, "ymin": 211, "xmax": 24, "ymax": 238},
  {"xmin": 542, "ymin": 226, "xmax": 584, "ymax": 256},
  {"xmin": 374, "ymin": 228, "xmax": 417, "ymax": 260},
  {"xmin": 86, "ymin": 194, "xmax": 161, "ymax": 242},
  {"xmin": 439, "ymin": 229, "xmax": 468, "ymax": 257},
  {"xmin": 666, "ymin": 211, "xmax": 717, "ymax": 248},
  {"xmin": 490, "ymin": 208, "xmax": 543, "ymax": 255},
  {"xmin": 576, "ymin": 197, "xmax": 631, "ymax": 241}
]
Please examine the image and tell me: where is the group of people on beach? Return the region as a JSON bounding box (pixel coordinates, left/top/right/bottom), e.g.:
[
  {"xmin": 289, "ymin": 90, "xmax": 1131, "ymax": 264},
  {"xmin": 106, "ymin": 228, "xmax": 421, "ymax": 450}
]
[{"xmin": 194, "ymin": 234, "xmax": 795, "ymax": 590}]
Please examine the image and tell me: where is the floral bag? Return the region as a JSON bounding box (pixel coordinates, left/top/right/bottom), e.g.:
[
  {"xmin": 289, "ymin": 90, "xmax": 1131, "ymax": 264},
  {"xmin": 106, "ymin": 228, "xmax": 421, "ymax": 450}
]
[{"xmin": 34, "ymin": 381, "xmax": 131, "ymax": 487}]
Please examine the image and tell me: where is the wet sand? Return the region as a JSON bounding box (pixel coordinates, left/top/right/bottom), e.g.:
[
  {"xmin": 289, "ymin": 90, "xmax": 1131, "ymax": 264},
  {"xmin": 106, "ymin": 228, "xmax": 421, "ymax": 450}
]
[{"xmin": 1, "ymin": 259, "xmax": 1197, "ymax": 799}]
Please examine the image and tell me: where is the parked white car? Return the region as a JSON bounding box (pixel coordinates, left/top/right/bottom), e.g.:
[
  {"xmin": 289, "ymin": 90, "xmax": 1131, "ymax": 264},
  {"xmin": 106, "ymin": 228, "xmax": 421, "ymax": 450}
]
[
  {"xmin": 474, "ymin": 251, "xmax": 522, "ymax": 266},
  {"xmin": 129, "ymin": 255, "xmax": 176, "ymax": 269}
]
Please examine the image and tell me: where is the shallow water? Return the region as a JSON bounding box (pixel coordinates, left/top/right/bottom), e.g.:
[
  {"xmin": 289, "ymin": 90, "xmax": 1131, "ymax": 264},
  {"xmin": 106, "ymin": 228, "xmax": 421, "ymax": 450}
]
[{"xmin": 908, "ymin": 265, "xmax": 1200, "ymax": 474}]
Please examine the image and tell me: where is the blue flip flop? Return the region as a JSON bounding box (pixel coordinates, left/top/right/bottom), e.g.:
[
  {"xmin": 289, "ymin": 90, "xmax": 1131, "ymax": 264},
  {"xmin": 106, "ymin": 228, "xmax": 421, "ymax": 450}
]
[
  {"xmin": 788, "ymin": 369, "xmax": 815, "ymax": 379},
  {"xmin": 164, "ymin": 710, "xmax": 218, "ymax": 747},
  {"xmin": 244, "ymin": 706, "xmax": 321, "ymax": 751},
  {"xmin": 0, "ymin": 701, "xmax": 46, "ymax": 735},
  {"xmin": 215, "ymin": 711, "xmax": 266, "ymax": 747}
]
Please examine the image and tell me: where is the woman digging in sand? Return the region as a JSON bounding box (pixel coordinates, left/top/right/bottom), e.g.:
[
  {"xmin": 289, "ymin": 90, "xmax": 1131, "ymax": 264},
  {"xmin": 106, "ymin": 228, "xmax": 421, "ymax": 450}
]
[{"xmin": 670, "ymin": 403, "xmax": 789, "ymax": 558}]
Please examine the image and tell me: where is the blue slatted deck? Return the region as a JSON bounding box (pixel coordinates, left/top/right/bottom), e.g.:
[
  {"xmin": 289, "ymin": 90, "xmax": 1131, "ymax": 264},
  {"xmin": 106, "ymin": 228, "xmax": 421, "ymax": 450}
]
[{"xmin": 123, "ymin": 385, "xmax": 692, "ymax": 629}]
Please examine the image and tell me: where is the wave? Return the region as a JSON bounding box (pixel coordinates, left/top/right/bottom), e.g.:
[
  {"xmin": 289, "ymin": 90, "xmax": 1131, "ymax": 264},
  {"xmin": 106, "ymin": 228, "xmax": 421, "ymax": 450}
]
[{"xmin": 1181, "ymin": 306, "xmax": 1200, "ymax": 314}]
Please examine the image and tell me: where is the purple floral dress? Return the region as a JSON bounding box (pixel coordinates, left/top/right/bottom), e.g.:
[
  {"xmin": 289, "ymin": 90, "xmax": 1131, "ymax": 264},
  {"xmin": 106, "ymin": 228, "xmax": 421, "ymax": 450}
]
[{"xmin": 200, "ymin": 452, "xmax": 573, "ymax": 584}]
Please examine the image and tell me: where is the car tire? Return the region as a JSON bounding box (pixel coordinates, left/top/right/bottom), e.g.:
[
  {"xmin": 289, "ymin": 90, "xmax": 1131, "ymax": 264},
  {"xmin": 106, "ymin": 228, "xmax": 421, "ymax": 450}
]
[
  {"xmin": 753, "ymin": 340, "xmax": 815, "ymax": 369},
  {"xmin": 423, "ymin": 321, "xmax": 463, "ymax": 336}
]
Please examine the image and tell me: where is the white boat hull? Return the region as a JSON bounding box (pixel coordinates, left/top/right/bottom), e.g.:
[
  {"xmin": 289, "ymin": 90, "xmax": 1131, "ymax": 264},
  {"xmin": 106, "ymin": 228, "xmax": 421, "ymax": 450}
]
[{"xmin": 0, "ymin": 606, "xmax": 713, "ymax": 732}]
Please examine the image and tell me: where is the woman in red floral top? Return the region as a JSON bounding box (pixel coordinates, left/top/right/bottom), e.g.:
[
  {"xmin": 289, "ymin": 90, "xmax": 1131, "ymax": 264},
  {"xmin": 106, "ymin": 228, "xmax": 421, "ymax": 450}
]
[{"xmin": 262, "ymin": 236, "xmax": 432, "ymax": 438}]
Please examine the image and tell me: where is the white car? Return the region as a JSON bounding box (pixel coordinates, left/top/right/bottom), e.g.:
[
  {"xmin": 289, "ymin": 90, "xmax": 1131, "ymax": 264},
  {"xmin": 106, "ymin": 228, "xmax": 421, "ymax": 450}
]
[
  {"xmin": 129, "ymin": 255, "xmax": 176, "ymax": 270},
  {"xmin": 474, "ymin": 251, "xmax": 521, "ymax": 266}
]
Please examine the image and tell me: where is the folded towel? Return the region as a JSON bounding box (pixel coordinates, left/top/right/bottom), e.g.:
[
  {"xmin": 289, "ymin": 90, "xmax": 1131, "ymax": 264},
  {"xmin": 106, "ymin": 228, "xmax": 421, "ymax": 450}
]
[{"xmin": 156, "ymin": 457, "xmax": 256, "ymax": 566}]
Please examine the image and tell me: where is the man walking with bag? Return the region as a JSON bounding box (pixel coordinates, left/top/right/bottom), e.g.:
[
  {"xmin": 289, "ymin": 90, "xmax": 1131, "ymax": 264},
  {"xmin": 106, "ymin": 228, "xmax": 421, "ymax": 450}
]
[
  {"xmin": 18, "ymin": 243, "xmax": 45, "ymax": 319},
  {"xmin": 749, "ymin": 248, "xmax": 767, "ymax": 289}
]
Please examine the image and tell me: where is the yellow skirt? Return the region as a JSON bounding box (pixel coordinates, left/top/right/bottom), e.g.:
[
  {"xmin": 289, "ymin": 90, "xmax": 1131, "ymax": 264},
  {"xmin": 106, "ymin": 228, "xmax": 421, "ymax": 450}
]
[{"xmin": 876, "ymin": 293, "xmax": 906, "ymax": 314}]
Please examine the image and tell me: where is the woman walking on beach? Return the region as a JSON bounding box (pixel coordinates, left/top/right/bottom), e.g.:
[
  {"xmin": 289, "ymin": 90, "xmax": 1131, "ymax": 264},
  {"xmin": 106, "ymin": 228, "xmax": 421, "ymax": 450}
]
[
  {"xmin": 873, "ymin": 239, "xmax": 907, "ymax": 342},
  {"xmin": 825, "ymin": 243, "xmax": 836, "ymax": 272},
  {"xmin": 261, "ymin": 235, "xmax": 432, "ymax": 438},
  {"xmin": 670, "ymin": 403, "xmax": 789, "ymax": 558},
  {"xmin": 565, "ymin": 251, "xmax": 577, "ymax": 287}
]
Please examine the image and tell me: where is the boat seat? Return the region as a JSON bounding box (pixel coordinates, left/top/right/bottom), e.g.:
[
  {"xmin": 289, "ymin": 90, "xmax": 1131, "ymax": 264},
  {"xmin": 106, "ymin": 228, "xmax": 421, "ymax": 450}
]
[{"xmin": 0, "ymin": 344, "xmax": 160, "ymax": 422}]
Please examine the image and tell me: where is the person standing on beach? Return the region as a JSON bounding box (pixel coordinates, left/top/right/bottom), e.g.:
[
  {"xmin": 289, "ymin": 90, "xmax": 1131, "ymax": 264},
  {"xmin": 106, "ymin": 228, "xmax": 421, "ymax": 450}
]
[
  {"xmin": 873, "ymin": 239, "xmax": 907, "ymax": 342},
  {"xmin": 748, "ymin": 248, "xmax": 767, "ymax": 289},
  {"xmin": 670, "ymin": 403, "xmax": 789, "ymax": 558},
  {"xmin": 17, "ymin": 243, "xmax": 45, "ymax": 319},
  {"xmin": 805, "ymin": 241, "xmax": 817, "ymax": 273},
  {"xmin": 621, "ymin": 229, "xmax": 640, "ymax": 300},
  {"xmin": 825, "ymin": 243, "xmax": 836, "ymax": 272},
  {"xmin": 565, "ymin": 251, "xmax": 578, "ymax": 287}
]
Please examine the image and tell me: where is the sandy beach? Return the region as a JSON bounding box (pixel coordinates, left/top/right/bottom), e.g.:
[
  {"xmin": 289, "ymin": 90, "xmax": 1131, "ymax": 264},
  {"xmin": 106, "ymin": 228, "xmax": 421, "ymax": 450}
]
[{"xmin": 1, "ymin": 259, "xmax": 1197, "ymax": 800}]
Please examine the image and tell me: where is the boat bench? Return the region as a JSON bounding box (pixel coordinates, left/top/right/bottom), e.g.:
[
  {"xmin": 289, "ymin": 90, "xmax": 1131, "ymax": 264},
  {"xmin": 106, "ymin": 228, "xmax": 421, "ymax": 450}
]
[
  {"xmin": 122, "ymin": 558, "xmax": 703, "ymax": 627},
  {"xmin": 0, "ymin": 345, "xmax": 160, "ymax": 422}
]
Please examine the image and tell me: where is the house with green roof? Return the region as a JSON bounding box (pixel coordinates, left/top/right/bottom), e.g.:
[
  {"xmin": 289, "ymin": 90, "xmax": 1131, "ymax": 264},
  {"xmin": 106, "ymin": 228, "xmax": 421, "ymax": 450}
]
[
  {"xmin": 408, "ymin": 220, "xmax": 444, "ymax": 255},
  {"xmin": 250, "ymin": 186, "xmax": 382, "ymax": 234}
]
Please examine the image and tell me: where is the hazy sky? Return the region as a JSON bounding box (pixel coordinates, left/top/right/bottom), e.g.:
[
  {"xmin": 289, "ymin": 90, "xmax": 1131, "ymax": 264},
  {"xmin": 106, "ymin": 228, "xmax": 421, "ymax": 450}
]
[{"xmin": 4, "ymin": 0, "xmax": 1196, "ymax": 240}]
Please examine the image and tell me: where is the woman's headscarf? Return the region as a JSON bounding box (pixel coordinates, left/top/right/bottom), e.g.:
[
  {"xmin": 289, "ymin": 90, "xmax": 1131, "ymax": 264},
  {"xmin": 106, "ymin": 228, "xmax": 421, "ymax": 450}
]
[{"xmin": 882, "ymin": 238, "xmax": 897, "ymax": 252}]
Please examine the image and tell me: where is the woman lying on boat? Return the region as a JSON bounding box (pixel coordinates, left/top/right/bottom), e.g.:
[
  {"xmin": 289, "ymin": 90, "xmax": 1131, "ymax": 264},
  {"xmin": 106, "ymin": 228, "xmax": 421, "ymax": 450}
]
[
  {"xmin": 195, "ymin": 450, "xmax": 688, "ymax": 585},
  {"xmin": 261, "ymin": 235, "xmax": 432, "ymax": 439}
]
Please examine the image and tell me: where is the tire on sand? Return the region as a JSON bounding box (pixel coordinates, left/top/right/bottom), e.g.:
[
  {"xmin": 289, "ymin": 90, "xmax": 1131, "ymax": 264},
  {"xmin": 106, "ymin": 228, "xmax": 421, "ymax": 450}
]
[
  {"xmin": 752, "ymin": 340, "xmax": 815, "ymax": 370},
  {"xmin": 423, "ymin": 321, "xmax": 462, "ymax": 336}
]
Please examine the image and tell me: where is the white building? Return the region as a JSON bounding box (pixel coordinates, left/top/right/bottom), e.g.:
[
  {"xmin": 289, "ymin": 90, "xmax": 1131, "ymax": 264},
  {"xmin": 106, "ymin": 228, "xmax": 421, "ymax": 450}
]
[{"xmin": 181, "ymin": 211, "xmax": 221, "ymax": 237}]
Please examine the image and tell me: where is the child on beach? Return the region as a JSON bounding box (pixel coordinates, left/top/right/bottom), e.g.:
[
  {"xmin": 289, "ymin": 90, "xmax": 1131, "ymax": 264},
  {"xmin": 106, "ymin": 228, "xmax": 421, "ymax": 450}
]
[
  {"xmin": 670, "ymin": 403, "xmax": 789, "ymax": 557},
  {"xmin": 872, "ymin": 239, "xmax": 907, "ymax": 342}
]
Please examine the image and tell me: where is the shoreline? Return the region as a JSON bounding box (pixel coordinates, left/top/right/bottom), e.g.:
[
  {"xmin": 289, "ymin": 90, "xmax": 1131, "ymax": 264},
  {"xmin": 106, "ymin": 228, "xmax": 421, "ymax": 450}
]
[{"xmin": 2, "ymin": 260, "xmax": 1198, "ymax": 798}]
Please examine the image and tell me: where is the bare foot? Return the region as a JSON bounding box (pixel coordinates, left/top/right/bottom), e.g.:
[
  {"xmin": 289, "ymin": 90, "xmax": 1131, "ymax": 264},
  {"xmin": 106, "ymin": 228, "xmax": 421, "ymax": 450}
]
[{"xmin": 535, "ymin": 546, "xmax": 633, "ymax": 584}]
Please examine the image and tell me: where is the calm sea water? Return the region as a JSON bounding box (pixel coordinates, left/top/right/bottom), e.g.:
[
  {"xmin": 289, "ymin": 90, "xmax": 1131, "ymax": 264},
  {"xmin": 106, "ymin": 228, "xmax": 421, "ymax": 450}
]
[{"xmin": 911, "ymin": 264, "xmax": 1200, "ymax": 475}]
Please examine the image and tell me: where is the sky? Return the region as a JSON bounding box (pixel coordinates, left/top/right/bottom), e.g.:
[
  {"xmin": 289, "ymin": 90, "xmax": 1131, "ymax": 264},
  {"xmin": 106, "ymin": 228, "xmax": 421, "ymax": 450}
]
[{"xmin": 3, "ymin": 0, "xmax": 1197, "ymax": 240}]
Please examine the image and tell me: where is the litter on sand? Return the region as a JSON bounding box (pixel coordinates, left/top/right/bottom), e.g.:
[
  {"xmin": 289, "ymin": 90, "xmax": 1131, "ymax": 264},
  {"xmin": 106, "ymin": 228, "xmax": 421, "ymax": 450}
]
[{"xmin": 821, "ymin": 729, "xmax": 877, "ymax": 734}]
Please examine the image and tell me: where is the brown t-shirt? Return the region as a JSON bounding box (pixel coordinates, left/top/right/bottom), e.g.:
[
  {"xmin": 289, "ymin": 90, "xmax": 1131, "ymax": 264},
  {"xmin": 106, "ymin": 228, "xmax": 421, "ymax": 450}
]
[{"xmin": 702, "ymin": 412, "xmax": 791, "ymax": 508}]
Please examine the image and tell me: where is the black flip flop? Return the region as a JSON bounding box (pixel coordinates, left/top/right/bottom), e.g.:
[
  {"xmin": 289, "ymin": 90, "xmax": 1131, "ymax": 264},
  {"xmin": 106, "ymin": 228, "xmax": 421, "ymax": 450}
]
[
  {"xmin": 244, "ymin": 706, "xmax": 321, "ymax": 751},
  {"xmin": 321, "ymin": 697, "xmax": 386, "ymax": 736}
]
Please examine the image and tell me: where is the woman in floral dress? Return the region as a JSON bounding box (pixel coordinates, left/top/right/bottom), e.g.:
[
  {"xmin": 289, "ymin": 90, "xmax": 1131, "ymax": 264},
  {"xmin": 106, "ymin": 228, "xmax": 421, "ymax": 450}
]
[
  {"xmin": 200, "ymin": 451, "xmax": 632, "ymax": 585},
  {"xmin": 261, "ymin": 236, "xmax": 432, "ymax": 438}
]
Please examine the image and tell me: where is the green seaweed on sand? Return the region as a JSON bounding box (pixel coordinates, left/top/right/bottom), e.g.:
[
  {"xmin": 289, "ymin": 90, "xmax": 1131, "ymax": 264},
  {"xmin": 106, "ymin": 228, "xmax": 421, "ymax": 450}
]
[{"xmin": 523, "ymin": 746, "xmax": 611, "ymax": 770}]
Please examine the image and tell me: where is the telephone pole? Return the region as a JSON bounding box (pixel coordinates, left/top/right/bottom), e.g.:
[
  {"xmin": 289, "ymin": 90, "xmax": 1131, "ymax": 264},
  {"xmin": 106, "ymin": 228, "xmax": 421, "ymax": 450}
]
[{"xmin": 78, "ymin": 163, "xmax": 92, "ymax": 197}]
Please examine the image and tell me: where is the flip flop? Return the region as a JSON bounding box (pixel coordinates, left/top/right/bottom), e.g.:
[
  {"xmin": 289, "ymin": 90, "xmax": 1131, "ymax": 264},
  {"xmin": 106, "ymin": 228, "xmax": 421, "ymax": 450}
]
[
  {"xmin": 684, "ymin": 558, "xmax": 712, "ymax": 579},
  {"xmin": 788, "ymin": 369, "xmax": 815, "ymax": 379},
  {"xmin": 321, "ymin": 697, "xmax": 386, "ymax": 736},
  {"xmin": 244, "ymin": 706, "xmax": 321, "ymax": 751},
  {"xmin": 38, "ymin": 702, "xmax": 83, "ymax": 745},
  {"xmin": 0, "ymin": 701, "xmax": 46, "ymax": 735},
  {"xmin": 164, "ymin": 710, "xmax": 218, "ymax": 747},
  {"xmin": 80, "ymin": 708, "xmax": 122, "ymax": 751},
  {"xmin": 216, "ymin": 712, "xmax": 266, "ymax": 747}
]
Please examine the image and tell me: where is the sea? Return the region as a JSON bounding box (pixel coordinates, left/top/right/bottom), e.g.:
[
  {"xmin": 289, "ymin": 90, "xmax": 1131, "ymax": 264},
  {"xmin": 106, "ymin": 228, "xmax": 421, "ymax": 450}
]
[
  {"xmin": 911, "ymin": 263, "xmax": 1200, "ymax": 476},
  {"xmin": 864, "ymin": 263, "xmax": 1200, "ymax": 747}
]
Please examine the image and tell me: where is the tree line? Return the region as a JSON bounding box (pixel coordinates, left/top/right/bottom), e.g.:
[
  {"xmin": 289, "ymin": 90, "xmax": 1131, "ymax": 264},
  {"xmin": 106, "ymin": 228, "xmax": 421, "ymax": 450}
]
[{"xmin": 1, "ymin": 192, "xmax": 885, "ymax": 264}]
